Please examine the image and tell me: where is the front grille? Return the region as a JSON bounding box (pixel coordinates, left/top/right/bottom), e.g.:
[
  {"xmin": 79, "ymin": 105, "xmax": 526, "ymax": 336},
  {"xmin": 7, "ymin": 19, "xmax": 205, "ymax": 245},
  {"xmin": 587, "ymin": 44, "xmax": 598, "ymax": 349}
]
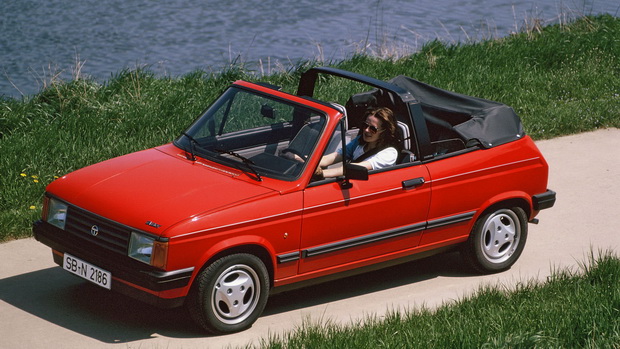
[{"xmin": 65, "ymin": 205, "xmax": 132, "ymax": 255}]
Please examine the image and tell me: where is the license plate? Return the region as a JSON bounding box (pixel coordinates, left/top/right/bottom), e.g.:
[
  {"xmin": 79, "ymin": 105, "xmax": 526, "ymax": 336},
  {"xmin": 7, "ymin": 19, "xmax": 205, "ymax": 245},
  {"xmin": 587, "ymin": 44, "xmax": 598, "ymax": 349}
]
[{"xmin": 63, "ymin": 253, "xmax": 111, "ymax": 290}]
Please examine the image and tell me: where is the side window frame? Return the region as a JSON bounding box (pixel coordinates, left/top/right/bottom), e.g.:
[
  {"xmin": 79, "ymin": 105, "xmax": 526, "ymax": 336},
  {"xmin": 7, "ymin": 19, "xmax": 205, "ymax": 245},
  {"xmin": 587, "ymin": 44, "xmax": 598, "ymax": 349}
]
[{"xmin": 306, "ymin": 117, "xmax": 349, "ymax": 187}]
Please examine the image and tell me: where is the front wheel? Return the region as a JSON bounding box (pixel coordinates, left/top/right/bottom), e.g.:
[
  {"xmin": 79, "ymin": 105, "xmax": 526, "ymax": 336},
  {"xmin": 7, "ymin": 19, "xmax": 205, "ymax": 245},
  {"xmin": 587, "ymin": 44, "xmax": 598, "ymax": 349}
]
[
  {"xmin": 187, "ymin": 253, "xmax": 270, "ymax": 334},
  {"xmin": 462, "ymin": 207, "xmax": 528, "ymax": 273}
]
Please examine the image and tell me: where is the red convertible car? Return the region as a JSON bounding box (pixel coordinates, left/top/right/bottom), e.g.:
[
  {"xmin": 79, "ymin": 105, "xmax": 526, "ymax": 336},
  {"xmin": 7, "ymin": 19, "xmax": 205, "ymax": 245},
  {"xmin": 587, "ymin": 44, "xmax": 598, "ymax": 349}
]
[{"xmin": 34, "ymin": 67, "xmax": 555, "ymax": 334}]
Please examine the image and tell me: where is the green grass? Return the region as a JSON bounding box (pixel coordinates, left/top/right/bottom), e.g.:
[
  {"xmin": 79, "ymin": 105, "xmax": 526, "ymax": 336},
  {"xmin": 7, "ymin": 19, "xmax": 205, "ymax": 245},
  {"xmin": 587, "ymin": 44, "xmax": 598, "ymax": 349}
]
[
  {"xmin": 1, "ymin": 15, "xmax": 619, "ymax": 240},
  {"xmin": 257, "ymin": 251, "xmax": 620, "ymax": 348}
]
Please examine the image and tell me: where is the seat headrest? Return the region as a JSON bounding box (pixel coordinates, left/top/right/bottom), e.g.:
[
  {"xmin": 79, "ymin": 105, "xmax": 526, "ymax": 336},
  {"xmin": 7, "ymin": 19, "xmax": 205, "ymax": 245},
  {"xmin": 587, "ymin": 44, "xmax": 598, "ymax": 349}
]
[{"xmin": 397, "ymin": 121, "xmax": 411, "ymax": 150}]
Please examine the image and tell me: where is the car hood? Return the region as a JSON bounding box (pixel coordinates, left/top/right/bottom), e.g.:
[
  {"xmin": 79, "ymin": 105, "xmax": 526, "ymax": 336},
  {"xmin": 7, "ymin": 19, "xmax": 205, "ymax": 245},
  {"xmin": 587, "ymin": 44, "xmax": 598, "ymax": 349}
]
[{"xmin": 47, "ymin": 146, "xmax": 277, "ymax": 235}]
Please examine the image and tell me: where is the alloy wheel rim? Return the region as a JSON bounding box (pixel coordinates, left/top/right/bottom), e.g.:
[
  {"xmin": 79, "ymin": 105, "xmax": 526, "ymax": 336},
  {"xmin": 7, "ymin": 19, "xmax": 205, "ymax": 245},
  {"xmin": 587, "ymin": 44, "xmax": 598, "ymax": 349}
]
[
  {"xmin": 480, "ymin": 209, "xmax": 520, "ymax": 264},
  {"xmin": 211, "ymin": 264, "xmax": 260, "ymax": 324}
]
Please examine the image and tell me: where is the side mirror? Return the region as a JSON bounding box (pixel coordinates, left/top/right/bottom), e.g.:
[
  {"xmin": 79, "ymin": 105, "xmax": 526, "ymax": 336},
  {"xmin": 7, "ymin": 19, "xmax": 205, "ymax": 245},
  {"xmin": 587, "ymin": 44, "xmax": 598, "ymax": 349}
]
[
  {"xmin": 345, "ymin": 163, "xmax": 369, "ymax": 181},
  {"xmin": 340, "ymin": 163, "xmax": 368, "ymax": 189}
]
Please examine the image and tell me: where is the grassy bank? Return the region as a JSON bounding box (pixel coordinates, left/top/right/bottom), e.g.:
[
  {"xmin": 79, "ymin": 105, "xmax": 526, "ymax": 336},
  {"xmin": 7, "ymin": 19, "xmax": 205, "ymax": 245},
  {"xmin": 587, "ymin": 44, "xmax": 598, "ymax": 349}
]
[
  {"xmin": 1, "ymin": 15, "xmax": 619, "ymax": 241},
  {"xmin": 258, "ymin": 252, "xmax": 620, "ymax": 348}
]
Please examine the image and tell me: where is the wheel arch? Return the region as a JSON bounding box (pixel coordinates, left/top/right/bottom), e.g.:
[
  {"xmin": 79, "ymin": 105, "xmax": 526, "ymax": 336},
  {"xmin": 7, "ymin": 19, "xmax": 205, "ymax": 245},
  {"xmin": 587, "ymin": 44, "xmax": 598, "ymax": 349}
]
[
  {"xmin": 209, "ymin": 244, "xmax": 274, "ymax": 283},
  {"xmin": 193, "ymin": 242, "xmax": 275, "ymax": 290},
  {"xmin": 476, "ymin": 192, "xmax": 533, "ymax": 223}
]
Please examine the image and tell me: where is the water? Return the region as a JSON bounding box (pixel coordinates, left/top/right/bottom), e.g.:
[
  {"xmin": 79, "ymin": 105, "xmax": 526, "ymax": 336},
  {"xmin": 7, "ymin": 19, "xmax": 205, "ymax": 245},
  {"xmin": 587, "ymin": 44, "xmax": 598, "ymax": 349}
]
[{"xmin": 1, "ymin": 0, "xmax": 618, "ymax": 98}]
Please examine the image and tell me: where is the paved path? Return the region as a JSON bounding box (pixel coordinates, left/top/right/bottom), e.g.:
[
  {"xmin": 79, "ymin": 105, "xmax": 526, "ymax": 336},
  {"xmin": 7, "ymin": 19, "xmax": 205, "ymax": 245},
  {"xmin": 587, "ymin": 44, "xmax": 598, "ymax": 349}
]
[{"xmin": 1, "ymin": 128, "xmax": 619, "ymax": 349}]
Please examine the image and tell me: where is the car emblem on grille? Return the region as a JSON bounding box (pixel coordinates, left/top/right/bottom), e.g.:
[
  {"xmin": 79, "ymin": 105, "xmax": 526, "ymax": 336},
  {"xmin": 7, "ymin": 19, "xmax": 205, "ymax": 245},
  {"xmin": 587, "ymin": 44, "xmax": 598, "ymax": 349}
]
[{"xmin": 90, "ymin": 225, "xmax": 99, "ymax": 237}]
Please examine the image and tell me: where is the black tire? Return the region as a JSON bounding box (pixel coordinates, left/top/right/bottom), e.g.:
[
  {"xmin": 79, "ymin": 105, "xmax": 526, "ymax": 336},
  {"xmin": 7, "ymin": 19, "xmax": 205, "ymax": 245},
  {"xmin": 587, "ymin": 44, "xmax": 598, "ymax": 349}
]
[
  {"xmin": 462, "ymin": 206, "xmax": 528, "ymax": 274},
  {"xmin": 187, "ymin": 253, "xmax": 269, "ymax": 334}
]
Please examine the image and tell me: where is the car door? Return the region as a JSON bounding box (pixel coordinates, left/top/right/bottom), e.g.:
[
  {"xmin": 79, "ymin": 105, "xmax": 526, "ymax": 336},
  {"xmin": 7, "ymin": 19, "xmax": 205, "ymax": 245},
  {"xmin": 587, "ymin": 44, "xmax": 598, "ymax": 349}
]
[{"xmin": 298, "ymin": 160, "xmax": 431, "ymax": 275}]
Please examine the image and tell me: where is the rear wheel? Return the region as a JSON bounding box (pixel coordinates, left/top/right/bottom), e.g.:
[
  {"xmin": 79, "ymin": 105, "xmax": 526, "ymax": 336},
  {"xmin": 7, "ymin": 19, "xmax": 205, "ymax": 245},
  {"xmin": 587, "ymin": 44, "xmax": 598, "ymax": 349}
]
[
  {"xmin": 462, "ymin": 207, "xmax": 528, "ymax": 273},
  {"xmin": 187, "ymin": 253, "xmax": 269, "ymax": 334}
]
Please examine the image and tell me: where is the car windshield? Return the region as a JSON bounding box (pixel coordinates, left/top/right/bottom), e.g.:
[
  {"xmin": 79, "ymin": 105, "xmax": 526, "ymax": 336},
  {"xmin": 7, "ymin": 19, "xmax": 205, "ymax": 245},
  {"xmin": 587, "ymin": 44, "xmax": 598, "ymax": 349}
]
[{"xmin": 175, "ymin": 86, "xmax": 327, "ymax": 181}]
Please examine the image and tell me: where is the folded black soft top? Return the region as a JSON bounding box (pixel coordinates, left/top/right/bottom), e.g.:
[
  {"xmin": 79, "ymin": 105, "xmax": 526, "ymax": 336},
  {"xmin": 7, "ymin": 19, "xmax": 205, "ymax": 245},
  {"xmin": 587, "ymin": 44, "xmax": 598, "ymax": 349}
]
[{"xmin": 388, "ymin": 75, "xmax": 525, "ymax": 148}]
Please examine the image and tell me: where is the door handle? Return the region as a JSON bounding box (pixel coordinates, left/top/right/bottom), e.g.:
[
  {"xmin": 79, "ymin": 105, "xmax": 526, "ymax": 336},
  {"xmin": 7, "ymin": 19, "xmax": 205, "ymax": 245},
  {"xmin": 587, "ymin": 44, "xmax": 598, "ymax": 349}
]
[{"xmin": 402, "ymin": 177, "xmax": 425, "ymax": 189}]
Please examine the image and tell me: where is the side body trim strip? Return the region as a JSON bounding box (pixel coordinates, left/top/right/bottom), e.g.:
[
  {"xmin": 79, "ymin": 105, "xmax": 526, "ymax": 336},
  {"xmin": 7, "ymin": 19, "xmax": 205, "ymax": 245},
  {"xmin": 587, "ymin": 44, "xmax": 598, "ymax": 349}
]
[
  {"xmin": 300, "ymin": 211, "xmax": 477, "ymax": 259},
  {"xmin": 277, "ymin": 252, "xmax": 300, "ymax": 264},
  {"xmin": 426, "ymin": 211, "xmax": 476, "ymax": 230},
  {"xmin": 302, "ymin": 222, "xmax": 426, "ymax": 258}
]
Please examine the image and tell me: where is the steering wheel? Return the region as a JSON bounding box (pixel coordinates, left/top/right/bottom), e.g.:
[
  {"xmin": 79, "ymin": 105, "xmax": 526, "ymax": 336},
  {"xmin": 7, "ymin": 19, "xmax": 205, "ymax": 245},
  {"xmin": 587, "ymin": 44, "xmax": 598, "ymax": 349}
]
[{"xmin": 281, "ymin": 148, "xmax": 306, "ymax": 163}]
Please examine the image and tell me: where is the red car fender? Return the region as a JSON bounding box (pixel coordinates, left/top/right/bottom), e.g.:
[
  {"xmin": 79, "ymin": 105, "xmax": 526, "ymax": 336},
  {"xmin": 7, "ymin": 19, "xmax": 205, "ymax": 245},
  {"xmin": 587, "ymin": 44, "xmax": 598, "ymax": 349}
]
[
  {"xmin": 473, "ymin": 190, "xmax": 534, "ymax": 223},
  {"xmin": 190, "ymin": 234, "xmax": 279, "ymax": 281}
]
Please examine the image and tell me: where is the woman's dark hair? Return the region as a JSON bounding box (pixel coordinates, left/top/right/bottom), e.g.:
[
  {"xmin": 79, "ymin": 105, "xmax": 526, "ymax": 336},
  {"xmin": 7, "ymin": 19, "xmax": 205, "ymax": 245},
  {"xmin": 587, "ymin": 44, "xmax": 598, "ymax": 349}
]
[{"xmin": 360, "ymin": 107, "xmax": 400, "ymax": 150}]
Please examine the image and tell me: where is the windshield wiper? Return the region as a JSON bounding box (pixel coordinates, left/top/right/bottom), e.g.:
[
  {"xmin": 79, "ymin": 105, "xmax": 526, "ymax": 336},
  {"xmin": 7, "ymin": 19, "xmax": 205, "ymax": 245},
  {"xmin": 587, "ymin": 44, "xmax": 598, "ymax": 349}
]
[
  {"xmin": 214, "ymin": 148, "xmax": 263, "ymax": 182},
  {"xmin": 181, "ymin": 132, "xmax": 198, "ymax": 161}
]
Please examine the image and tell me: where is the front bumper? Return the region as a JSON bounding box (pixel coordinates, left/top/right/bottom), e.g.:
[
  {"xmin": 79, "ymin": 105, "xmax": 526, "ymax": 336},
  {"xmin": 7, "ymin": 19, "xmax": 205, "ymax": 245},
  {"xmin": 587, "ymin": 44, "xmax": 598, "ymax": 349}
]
[
  {"xmin": 33, "ymin": 220, "xmax": 193, "ymax": 308},
  {"xmin": 533, "ymin": 189, "xmax": 557, "ymax": 211}
]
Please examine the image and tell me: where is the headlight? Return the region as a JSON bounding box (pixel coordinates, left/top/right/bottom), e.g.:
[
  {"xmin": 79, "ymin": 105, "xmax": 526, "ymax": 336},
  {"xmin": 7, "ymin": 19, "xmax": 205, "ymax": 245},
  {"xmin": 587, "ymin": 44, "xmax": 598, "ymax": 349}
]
[
  {"xmin": 128, "ymin": 232, "xmax": 168, "ymax": 268},
  {"xmin": 46, "ymin": 198, "xmax": 68, "ymax": 230},
  {"xmin": 129, "ymin": 232, "xmax": 155, "ymax": 264}
]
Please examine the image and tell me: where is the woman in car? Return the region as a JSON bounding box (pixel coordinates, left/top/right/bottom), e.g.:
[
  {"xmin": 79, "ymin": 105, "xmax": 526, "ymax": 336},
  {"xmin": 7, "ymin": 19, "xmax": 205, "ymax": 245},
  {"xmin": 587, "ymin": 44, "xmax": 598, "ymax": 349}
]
[{"xmin": 316, "ymin": 107, "xmax": 399, "ymax": 179}]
